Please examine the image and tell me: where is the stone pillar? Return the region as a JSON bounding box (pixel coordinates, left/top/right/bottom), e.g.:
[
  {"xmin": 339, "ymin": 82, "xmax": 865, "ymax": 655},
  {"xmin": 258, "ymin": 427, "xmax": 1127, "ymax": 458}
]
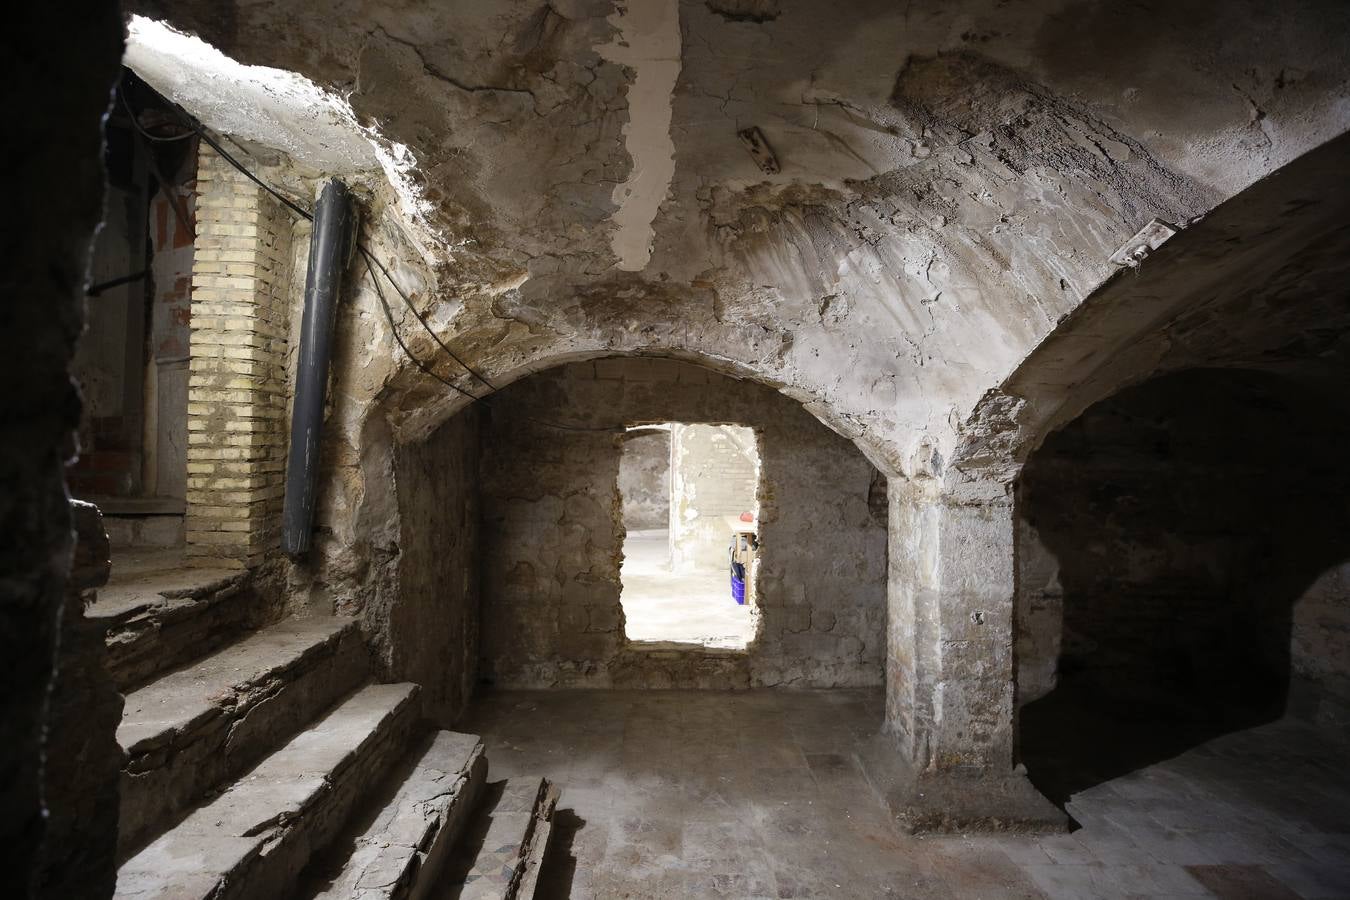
[
  {"xmin": 880, "ymin": 471, "xmax": 1064, "ymax": 831},
  {"xmin": 185, "ymin": 146, "xmax": 293, "ymax": 568},
  {"xmin": 886, "ymin": 476, "xmax": 1015, "ymax": 770}
]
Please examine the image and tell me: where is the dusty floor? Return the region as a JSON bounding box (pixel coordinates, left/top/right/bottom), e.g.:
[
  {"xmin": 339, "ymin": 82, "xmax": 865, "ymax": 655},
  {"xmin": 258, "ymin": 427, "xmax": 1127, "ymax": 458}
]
[
  {"xmin": 89, "ymin": 546, "xmax": 238, "ymax": 616},
  {"xmin": 460, "ymin": 689, "xmax": 1350, "ymax": 899},
  {"xmin": 619, "ymin": 529, "xmax": 755, "ymax": 648}
]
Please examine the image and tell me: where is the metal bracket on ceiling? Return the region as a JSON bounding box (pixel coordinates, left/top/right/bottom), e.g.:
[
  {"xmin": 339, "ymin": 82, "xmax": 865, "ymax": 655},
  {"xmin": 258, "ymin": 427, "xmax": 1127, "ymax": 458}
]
[{"xmin": 1109, "ymin": 218, "xmax": 1180, "ymax": 268}]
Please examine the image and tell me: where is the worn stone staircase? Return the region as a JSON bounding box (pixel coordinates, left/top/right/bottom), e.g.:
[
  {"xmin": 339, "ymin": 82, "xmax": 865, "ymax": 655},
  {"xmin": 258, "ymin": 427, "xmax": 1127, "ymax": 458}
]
[{"xmin": 98, "ymin": 558, "xmax": 558, "ymax": 900}]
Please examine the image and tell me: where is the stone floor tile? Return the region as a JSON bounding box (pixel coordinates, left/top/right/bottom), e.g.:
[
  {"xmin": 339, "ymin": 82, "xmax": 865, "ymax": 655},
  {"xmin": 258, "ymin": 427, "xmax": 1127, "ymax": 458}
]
[
  {"xmin": 1267, "ymin": 860, "xmax": 1350, "ymax": 899},
  {"xmin": 458, "ymin": 690, "xmax": 1350, "ymax": 899},
  {"xmin": 1184, "ymin": 864, "xmax": 1303, "ymax": 899}
]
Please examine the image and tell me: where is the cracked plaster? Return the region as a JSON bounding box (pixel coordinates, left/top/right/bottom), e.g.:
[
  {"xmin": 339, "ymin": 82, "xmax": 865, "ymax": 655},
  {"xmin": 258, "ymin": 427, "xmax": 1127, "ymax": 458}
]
[{"xmin": 121, "ymin": 0, "xmax": 1350, "ymax": 625}]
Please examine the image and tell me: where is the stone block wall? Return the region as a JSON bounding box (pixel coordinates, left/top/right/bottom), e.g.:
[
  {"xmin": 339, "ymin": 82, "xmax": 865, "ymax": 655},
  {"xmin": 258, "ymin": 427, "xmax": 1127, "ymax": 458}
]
[
  {"xmin": 185, "ymin": 146, "xmax": 293, "ymax": 568},
  {"xmin": 670, "ymin": 423, "xmax": 758, "ymax": 572},
  {"xmin": 388, "ymin": 410, "xmax": 481, "ymax": 725},
  {"xmin": 476, "ymin": 357, "xmax": 887, "ymax": 689}
]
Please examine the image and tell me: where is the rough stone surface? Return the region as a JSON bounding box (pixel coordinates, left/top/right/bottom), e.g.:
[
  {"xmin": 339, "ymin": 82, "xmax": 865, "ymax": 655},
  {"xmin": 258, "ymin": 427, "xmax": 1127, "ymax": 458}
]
[
  {"xmin": 438, "ymin": 777, "xmax": 557, "ymax": 900},
  {"xmin": 954, "ymin": 131, "xmax": 1350, "ymax": 478},
  {"xmin": 117, "ymin": 1, "xmax": 1350, "ymax": 646},
  {"xmin": 477, "ymin": 357, "xmax": 887, "ymax": 690},
  {"xmin": 307, "ymin": 730, "xmax": 487, "ymax": 900},
  {"xmin": 127, "ymin": 0, "xmax": 1349, "ymax": 467},
  {"xmin": 118, "ymin": 616, "xmax": 369, "ymax": 857},
  {"xmin": 0, "ymin": 5, "xmax": 122, "ymax": 894},
  {"xmin": 13, "ymin": 5, "xmax": 1350, "ymax": 880},
  {"xmin": 36, "ymin": 502, "xmax": 125, "ymax": 900},
  {"xmin": 115, "ymin": 682, "xmax": 421, "ymax": 900},
  {"xmin": 103, "ymin": 3, "xmax": 1350, "ymax": 806},
  {"xmin": 461, "ymin": 689, "xmax": 1350, "ymax": 898},
  {"xmin": 384, "ymin": 409, "xmax": 481, "ymax": 725},
  {"xmin": 89, "ymin": 548, "xmax": 285, "ymax": 692}
]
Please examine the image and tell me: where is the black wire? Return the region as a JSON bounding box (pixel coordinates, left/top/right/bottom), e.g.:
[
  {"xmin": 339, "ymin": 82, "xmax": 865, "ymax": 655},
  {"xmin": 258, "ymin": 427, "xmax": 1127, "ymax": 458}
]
[
  {"xmin": 192, "ymin": 125, "xmax": 316, "ymax": 223},
  {"xmin": 359, "ymin": 248, "xmax": 497, "ymax": 392},
  {"xmin": 87, "ymin": 270, "xmax": 148, "ymax": 297},
  {"xmin": 360, "ymin": 245, "xmax": 622, "ymax": 433},
  {"xmin": 361, "ymin": 248, "xmax": 483, "ymax": 404},
  {"xmin": 118, "ymin": 84, "xmax": 196, "ymax": 143},
  {"xmin": 178, "ymin": 106, "xmax": 621, "ymax": 433},
  {"xmin": 118, "ymin": 82, "xmax": 198, "ymax": 239}
]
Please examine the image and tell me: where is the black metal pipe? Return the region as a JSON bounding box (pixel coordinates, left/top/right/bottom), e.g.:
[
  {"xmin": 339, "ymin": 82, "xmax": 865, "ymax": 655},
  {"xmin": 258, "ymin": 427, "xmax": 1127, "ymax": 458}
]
[{"xmin": 283, "ymin": 179, "xmax": 357, "ymax": 556}]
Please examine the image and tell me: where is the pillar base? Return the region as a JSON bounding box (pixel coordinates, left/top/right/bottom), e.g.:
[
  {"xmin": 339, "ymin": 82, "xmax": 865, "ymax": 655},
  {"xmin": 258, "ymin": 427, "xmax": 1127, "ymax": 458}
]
[{"xmin": 858, "ymin": 735, "xmax": 1068, "ymax": 834}]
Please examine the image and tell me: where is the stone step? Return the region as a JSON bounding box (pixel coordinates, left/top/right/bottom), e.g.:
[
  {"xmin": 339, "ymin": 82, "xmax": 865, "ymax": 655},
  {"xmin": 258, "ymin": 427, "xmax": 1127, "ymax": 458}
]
[
  {"xmin": 118, "ymin": 616, "xmax": 369, "ymax": 858},
  {"xmin": 115, "ymin": 682, "xmax": 421, "ymax": 900},
  {"xmin": 90, "ymin": 551, "xmax": 280, "ymax": 692},
  {"xmin": 513, "ymin": 782, "xmax": 559, "ymax": 900},
  {"xmin": 303, "ymin": 730, "xmax": 488, "ymax": 900},
  {"xmin": 437, "ymin": 778, "xmax": 560, "ymax": 900}
]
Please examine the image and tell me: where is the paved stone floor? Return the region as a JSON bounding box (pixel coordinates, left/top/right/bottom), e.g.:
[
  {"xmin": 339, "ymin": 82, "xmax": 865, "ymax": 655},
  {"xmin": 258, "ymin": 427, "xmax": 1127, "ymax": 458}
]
[
  {"xmin": 460, "ymin": 689, "xmax": 1350, "ymax": 899},
  {"xmin": 619, "ymin": 529, "xmax": 755, "ymax": 648}
]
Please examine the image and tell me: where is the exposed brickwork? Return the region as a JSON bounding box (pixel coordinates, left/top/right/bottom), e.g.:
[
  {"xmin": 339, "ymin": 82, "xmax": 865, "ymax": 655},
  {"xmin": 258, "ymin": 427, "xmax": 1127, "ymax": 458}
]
[{"xmin": 185, "ymin": 147, "xmax": 293, "ymax": 568}]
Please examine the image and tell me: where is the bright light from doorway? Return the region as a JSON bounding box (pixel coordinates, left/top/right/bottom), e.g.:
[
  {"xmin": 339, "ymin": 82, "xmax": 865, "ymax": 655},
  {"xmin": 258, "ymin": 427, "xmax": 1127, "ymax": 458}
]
[{"xmin": 618, "ymin": 423, "xmax": 760, "ymax": 649}]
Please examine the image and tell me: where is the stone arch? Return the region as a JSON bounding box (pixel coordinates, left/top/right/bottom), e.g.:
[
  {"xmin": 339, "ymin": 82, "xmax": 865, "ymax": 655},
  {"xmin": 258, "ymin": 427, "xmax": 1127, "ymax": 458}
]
[
  {"xmin": 948, "ymin": 129, "xmax": 1350, "ymax": 483},
  {"xmin": 869, "ymin": 131, "xmax": 1350, "ymax": 828},
  {"xmin": 371, "ymin": 352, "xmax": 889, "ymax": 716},
  {"xmin": 906, "ymin": 132, "xmax": 1350, "ymax": 817},
  {"xmin": 372, "ymin": 341, "xmax": 901, "ymax": 476},
  {"xmin": 1015, "ymin": 367, "xmax": 1350, "ymax": 805}
]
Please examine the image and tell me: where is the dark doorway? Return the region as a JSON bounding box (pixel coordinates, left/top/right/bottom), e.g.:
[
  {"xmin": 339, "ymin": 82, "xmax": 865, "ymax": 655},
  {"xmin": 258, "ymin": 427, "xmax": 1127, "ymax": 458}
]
[{"xmin": 1016, "ymin": 369, "xmax": 1350, "ymax": 807}]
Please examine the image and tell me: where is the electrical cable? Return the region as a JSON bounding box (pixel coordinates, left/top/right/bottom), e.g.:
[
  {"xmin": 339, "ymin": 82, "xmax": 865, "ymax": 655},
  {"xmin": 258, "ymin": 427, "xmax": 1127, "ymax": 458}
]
[
  {"xmin": 86, "ymin": 270, "xmax": 148, "ymax": 297},
  {"xmin": 360, "ymin": 247, "xmax": 482, "ymax": 405},
  {"xmin": 358, "ymin": 245, "xmax": 497, "ymax": 392},
  {"xmin": 119, "ymin": 81, "xmax": 198, "ymax": 239},
  {"xmin": 173, "ymin": 103, "xmax": 622, "ymax": 433},
  {"xmin": 358, "ymin": 246, "xmax": 623, "ymax": 433},
  {"xmin": 118, "ymin": 80, "xmax": 196, "ymax": 143}
]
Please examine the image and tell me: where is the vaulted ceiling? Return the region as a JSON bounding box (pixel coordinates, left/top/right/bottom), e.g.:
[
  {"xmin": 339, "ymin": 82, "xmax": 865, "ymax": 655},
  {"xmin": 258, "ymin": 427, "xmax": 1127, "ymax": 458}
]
[{"xmin": 126, "ymin": 0, "xmax": 1350, "ymax": 472}]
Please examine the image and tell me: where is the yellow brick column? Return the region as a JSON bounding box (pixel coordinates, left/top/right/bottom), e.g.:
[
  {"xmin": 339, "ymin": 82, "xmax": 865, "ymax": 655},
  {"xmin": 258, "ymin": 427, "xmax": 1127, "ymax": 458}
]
[{"xmin": 185, "ymin": 146, "xmax": 293, "ymax": 568}]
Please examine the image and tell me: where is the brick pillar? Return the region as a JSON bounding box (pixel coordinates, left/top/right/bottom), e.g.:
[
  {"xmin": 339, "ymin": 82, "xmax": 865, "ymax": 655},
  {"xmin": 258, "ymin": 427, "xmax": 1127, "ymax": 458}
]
[{"xmin": 185, "ymin": 146, "xmax": 293, "ymax": 569}]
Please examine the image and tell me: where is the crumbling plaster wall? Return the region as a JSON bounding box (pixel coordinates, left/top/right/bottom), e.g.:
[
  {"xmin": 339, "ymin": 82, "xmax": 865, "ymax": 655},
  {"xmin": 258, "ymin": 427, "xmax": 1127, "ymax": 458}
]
[
  {"xmin": 477, "ymin": 357, "xmax": 887, "ymax": 689},
  {"xmin": 117, "ymin": 5, "xmax": 1350, "ymax": 680},
  {"xmin": 124, "ymin": 0, "xmax": 1350, "ymax": 491},
  {"xmin": 618, "ymin": 431, "xmax": 669, "ymax": 531},
  {"xmin": 119, "ymin": 1, "xmax": 1350, "ymax": 788}
]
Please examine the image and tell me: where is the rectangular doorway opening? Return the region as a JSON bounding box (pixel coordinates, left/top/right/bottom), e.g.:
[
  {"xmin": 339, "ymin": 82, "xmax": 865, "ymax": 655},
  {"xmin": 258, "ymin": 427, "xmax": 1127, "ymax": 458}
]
[{"xmin": 618, "ymin": 423, "xmax": 760, "ymax": 649}]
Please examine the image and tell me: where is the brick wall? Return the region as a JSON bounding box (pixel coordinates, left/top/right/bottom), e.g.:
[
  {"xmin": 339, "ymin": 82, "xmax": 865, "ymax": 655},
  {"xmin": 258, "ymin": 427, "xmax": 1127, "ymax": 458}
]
[{"xmin": 184, "ymin": 147, "xmax": 293, "ymax": 568}]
